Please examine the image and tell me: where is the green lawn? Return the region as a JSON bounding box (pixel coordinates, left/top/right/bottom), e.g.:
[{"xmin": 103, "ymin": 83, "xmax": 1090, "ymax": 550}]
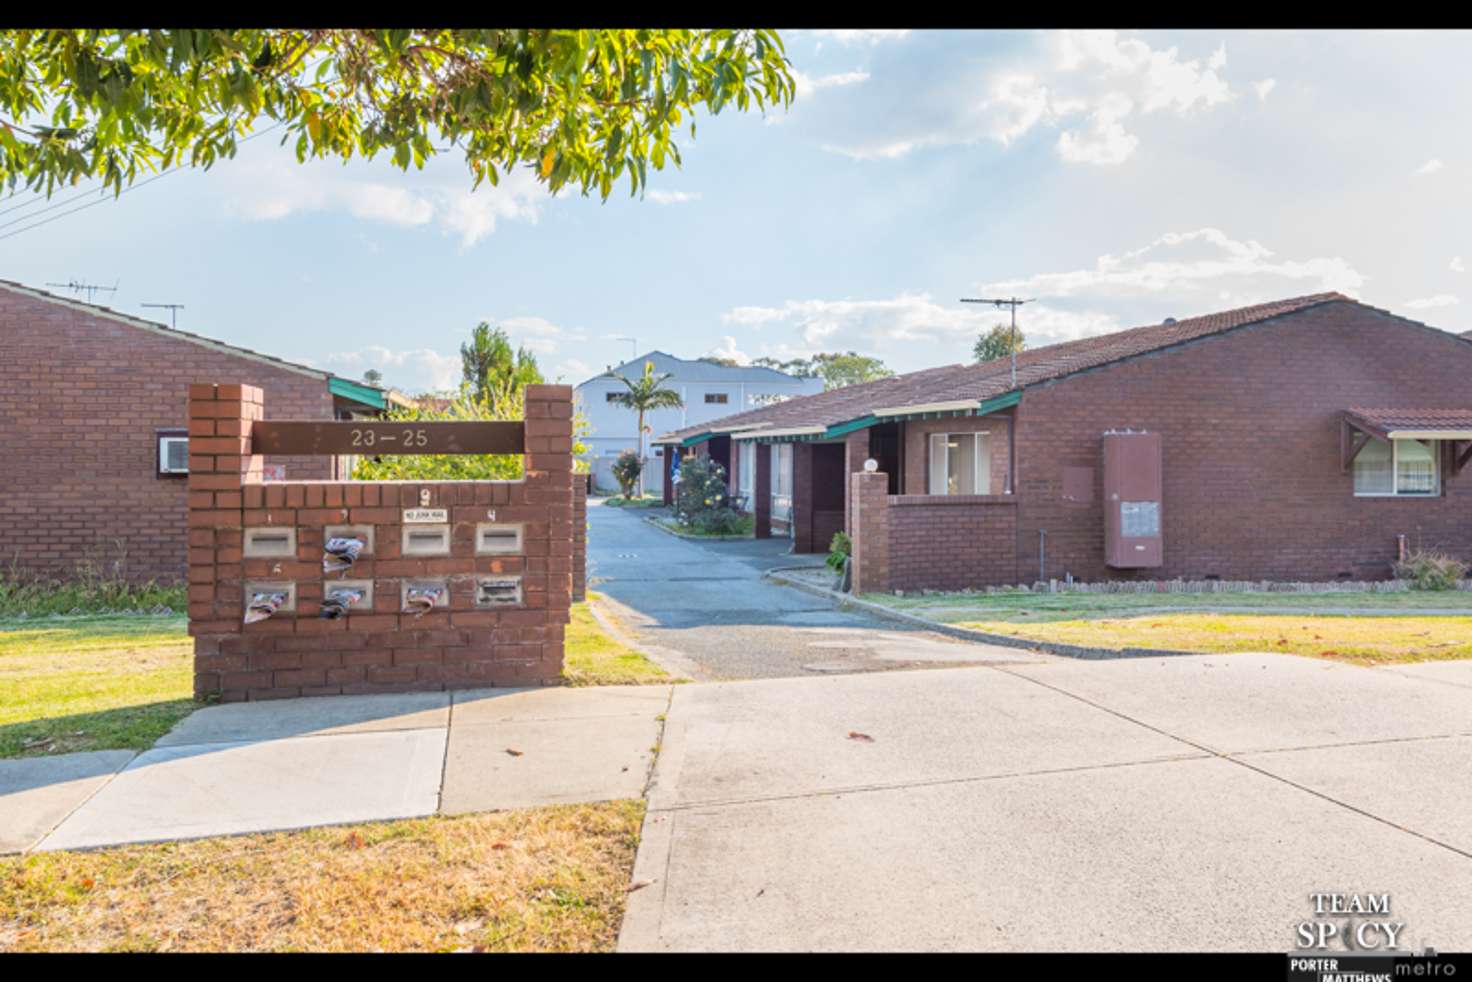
[
  {"xmin": 598, "ymin": 495, "xmax": 664, "ymax": 509},
  {"xmin": 0, "ymin": 615, "xmax": 196, "ymax": 759},
  {"xmin": 944, "ymin": 612, "xmax": 1472, "ymax": 666},
  {"xmin": 652, "ymin": 514, "xmax": 754, "ymax": 538},
  {"xmin": 0, "ymin": 595, "xmax": 667, "ymax": 759},
  {"xmin": 861, "ymin": 587, "xmax": 1472, "ymax": 623},
  {"xmin": 563, "ymin": 596, "xmax": 671, "ymax": 685}
]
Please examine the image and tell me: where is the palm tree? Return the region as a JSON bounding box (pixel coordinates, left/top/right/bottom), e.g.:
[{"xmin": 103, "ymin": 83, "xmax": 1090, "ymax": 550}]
[{"xmin": 609, "ymin": 361, "xmax": 684, "ymax": 497}]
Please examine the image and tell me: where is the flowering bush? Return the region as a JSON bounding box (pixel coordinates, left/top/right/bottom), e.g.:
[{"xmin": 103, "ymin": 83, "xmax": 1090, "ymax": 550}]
[
  {"xmin": 674, "ymin": 455, "xmax": 746, "ymax": 535},
  {"xmin": 611, "ymin": 450, "xmax": 643, "ymax": 500}
]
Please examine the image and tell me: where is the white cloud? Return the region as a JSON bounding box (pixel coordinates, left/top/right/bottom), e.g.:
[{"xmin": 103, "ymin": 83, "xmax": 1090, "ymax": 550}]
[
  {"xmin": 705, "ymin": 335, "xmax": 751, "ymax": 364},
  {"xmin": 646, "ymin": 190, "xmax": 702, "ymax": 205},
  {"xmin": 1404, "ymin": 294, "xmax": 1459, "ymax": 309},
  {"xmin": 1252, "ymin": 78, "xmax": 1277, "ymax": 101},
  {"xmin": 1416, "ymin": 158, "xmax": 1445, "ymax": 175},
  {"xmin": 811, "ymin": 30, "xmax": 911, "ymax": 46},
  {"xmin": 1452, "ymin": 256, "xmax": 1465, "ymax": 273},
  {"xmin": 792, "ymin": 69, "xmax": 871, "ymax": 95},
  {"xmin": 720, "ymin": 293, "xmax": 992, "ymax": 361},
  {"xmin": 982, "ymin": 227, "xmax": 1364, "ymax": 301},
  {"xmin": 817, "ymin": 30, "xmax": 1237, "ymax": 166},
  {"xmin": 322, "ymin": 345, "xmax": 462, "ymax": 393},
  {"xmin": 221, "ymin": 141, "xmax": 547, "ymax": 247},
  {"xmin": 721, "ymin": 228, "xmax": 1371, "ymax": 371}
]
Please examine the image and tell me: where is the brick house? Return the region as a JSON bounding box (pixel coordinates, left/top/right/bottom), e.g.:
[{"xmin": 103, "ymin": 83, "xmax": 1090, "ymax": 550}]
[
  {"xmin": 655, "ymin": 294, "xmax": 1472, "ymax": 590},
  {"xmin": 0, "ymin": 279, "xmax": 399, "ymax": 584}
]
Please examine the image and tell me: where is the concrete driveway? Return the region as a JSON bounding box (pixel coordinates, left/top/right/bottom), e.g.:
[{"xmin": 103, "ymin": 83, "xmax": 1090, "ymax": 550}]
[
  {"xmin": 588, "ymin": 500, "xmax": 1031, "ymax": 679},
  {"xmin": 620, "ymin": 654, "xmax": 1472, "ymax": 952}
]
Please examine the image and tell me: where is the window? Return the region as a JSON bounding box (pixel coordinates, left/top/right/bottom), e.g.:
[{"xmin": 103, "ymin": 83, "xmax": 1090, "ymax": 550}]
[
  {"xmin": 928, "ymin": 432, "xmax": 991, "ymax": 495},
  {"xmin": 1353, "ymin": 438, "xmax": 1440, "ymax": 496},
  {"xmin": 704, "ymin": 392, "xmax": 729, "ymax": 404},
  {"xmin": 770, "ymin": 443, "xmax": 793, "ymax": 521},
  {"xmin": 157, "ymin": 430, "xmax": 188, "ymax": 476},
  {"xmin": 605, "ymin": 391, "xmax": 622, "ymax": 403},
  {"xmin": 738, "ymin": 442, "xmax": 755, "ymax": 500}
]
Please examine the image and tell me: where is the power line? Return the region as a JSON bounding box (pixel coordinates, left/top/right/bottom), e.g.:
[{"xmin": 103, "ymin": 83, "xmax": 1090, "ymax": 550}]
[{"xmin": 0, "ymin": 121, "xmax": 286, "ymax": 244}]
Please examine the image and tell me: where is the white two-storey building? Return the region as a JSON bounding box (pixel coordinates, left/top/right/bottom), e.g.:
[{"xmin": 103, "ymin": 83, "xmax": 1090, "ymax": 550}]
[{"xmin": 575, "ymin": 351, "xmax": 822, "ymax": 496}]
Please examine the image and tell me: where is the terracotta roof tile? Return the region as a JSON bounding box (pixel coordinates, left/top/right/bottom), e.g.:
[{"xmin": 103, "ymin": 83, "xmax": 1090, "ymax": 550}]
[
  {"xmin": 658, "ymin": 292, "xmax": 1352, "ymax": 443},
  {"xmin": 1346, "ymin": 408, "xmax": 1472, "ymax": 432}
]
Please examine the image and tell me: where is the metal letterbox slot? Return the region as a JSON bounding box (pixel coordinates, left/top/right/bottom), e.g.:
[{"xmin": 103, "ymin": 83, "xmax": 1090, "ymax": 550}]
[
  {"xmin": 476, "ymin": 523, "xmax": 523, "ymax": 555},
  {"xmin": 476, "ymin": 576, "xmax": 523, "ymax": 607},
  {"xmin": 243, "ymin": 527, "xmax": 297, "ymax": 558},
  {"xmin": 321, "ymin": 579, "xmax": 373, "ymax": 619},
  {"xmin": 401, "ymin": 524, "xmax": 451, "ymax": 556},
  {"xmin": 401, "ymin": 580, "xmax": 449, "ymax": 613},
  {"xmin": 324, "ymin": 525, "xmax": 375, "ymax": 554},
  {"xmin": 244, "ymin": 580, "xmax": 296, "ymax": 617}
]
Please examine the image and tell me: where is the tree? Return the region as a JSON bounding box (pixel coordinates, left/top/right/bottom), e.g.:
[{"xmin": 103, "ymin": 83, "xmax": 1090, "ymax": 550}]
[
  {"xmin": 608, "ymin": 360, "xmax": 683, "ymax": 497},
  {"xmin": 0, "ymin": 30, "xmax": 794, "ymax": 199},
  {"xmin": 751, "ymin": 351, "xmax": 892, "ymax": 390},
  {"xmin": 460, "ymin": 322, "xmax": 543, "ymax": 404},
  {"xmin": 361, "ymin": 368, "xmax": 383, "ymax": 386},
  {"xmin": 974, "ymin": 323, "xmax": 1026, "ymax": 363},
  {"xmin": 350, "ymin": 382, "xmax": 589, "ymax": 482}
]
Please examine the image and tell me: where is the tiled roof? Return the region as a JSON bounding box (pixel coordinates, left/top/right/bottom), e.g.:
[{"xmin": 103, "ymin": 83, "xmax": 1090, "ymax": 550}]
[
  {"xmin": 1346, "ymin": 408, "xmax": 1472, "ymax": 433},
  {"xmin": 0, "ymin": 277, "xmax": 391, "ymax": 408},
  {"xmin": 657, "ymin": 292, "xmax": 1353, "ymax": 443}
]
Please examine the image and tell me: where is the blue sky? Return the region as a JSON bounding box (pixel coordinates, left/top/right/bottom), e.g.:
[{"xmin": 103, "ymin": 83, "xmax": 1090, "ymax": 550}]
[{"xmin": 3, "ymin": 28, "xmax": 1470, "ymax": 393}]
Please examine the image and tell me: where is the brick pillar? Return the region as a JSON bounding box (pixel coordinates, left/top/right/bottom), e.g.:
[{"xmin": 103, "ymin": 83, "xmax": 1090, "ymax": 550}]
[
  {"xmin": 572, "ymin": 479, "xmax": 587, "ymax": 602},
  {"xmin": 850, "ymin": 470, "xmax": 890, "ymax": 594},
  {"xmin": 523, "ymin": 384, "xmax": 575, "ymax": 681},
  {"xmin": 791, "ymin": 442, "xmax": 814, "ymax": 552},
  {"xmin": 842, "ymin": 428, "xmax": 870, "ymax": 535},
  {"xmin": 754, "ymin": 442, "xmax": 772, "ymax": 539},
  {"xmin": 187, "ymin": 383, "xmax": 264, "ymax": 700}
]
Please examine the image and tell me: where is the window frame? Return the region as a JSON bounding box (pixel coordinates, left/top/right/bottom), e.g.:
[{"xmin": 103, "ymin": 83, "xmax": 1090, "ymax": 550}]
[
  {"xmin": 703, "ymin": 392, "xmax": 729, "ymax": 405},
  {"xmin": 1353, "ymin": 437, "xmax": 1442, "ymax": 498},
  {"xmin": 927, "ymin": 431, "xmax": 990, "ymax": 496}
]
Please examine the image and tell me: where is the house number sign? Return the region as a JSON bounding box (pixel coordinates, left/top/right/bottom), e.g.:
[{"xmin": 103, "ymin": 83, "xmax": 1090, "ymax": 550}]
[{"xmin": 251, "ymin": 420, "xmax": 525, "ymax": 456}]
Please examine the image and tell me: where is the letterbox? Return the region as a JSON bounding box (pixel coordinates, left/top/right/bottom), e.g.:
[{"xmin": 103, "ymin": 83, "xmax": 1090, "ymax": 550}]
[{"xmin": 1102, "ymin": 430, "xmax": 1163, "ymax": 569}]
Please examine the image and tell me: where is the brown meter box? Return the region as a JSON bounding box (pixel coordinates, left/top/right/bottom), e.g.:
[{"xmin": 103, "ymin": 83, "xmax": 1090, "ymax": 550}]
[{"xmin": 1102, "ymin": 430, "xmax": 1163, "ymax": 569}]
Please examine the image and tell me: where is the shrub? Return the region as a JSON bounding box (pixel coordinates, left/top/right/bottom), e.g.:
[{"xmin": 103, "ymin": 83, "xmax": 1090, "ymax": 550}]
[
  {"xmin": 673, "ymin": 456, "xmax": 747, "ymax": 534},
  {"xmin": 1393, "ymin": 550, "xmax": 1469, "ymax": 591},
  {"xmin": 826, "ymin": 531, "xmax": 852, "ymax": 573},
  {"xmin": 611, "ymin": 451, "xmax": 643, "ymax": 499},
  {"xmin": 0, "ymin": 546, "xmax": 186, "ymax": 616}
]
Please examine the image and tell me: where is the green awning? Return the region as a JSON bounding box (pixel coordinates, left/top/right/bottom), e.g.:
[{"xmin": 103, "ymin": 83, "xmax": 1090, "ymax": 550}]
[{"xmin": 328, "ymin": 376, "xmax": 388, "ymax": 411}]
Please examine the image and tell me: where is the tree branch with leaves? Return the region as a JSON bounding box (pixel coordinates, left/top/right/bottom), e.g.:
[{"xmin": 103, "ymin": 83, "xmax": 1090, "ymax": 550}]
[{"xmin": 0, "ymin": 29, "xmax": 795, "ymax": 198}]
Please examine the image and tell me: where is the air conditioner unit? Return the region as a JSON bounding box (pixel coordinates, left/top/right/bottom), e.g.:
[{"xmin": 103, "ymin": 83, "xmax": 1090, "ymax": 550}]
[{"xmin": 157, "ymin": 432, "xmax": 189, "ymax": 475}]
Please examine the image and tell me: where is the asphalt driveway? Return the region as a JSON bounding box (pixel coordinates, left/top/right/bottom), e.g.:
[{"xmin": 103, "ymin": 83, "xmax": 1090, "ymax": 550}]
[
  {"xmin": 620, "ymin": 654, "xmax": 1472, "ymax": 952},
  {"xmin": 587, "ymin": 501, "xmax": 1031, "ymax": 679}
]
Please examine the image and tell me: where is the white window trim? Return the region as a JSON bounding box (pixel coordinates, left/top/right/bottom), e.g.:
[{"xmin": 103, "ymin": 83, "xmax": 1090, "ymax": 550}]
[
  {"xmin": 158, "ymin": 433, "xmax": 189, "ymax": 475},
  {"xmin": 1353, "ymin": 437, "xmax": 1442, "ymax": 498},
  {"xmin": 928, "ymin": 432, "xmax": 989, "ymax": 496}
]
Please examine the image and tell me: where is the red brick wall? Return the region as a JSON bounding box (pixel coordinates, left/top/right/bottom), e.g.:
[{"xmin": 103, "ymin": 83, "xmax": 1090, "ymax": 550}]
[
  {"xmin": 883, "ymin": 496, "xmax": 1020, "ymax": 591},
  {"xmin": 188, "ymin": 383, "xmax": 575, "ymax": 702},
  {"xmin": 1014, "ymin": 303, "xmax": 1472, "ymax": 582},
  {"xmin": 849, "ymin": 471, "xmax": 891, "ymax": 593},
  {"xmin": 0, "ymin": 286, "xmax": 334, "ymax": 584}
]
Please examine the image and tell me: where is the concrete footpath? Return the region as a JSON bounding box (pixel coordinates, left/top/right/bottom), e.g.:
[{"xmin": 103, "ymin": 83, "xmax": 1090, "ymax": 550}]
[
  {"xmin": 620, "ymin": 654, "xmax": 1472, "ymax": 952},
  {"xmin": 1, "ymin": 685, "xmax": 670, "ymax": 854}
]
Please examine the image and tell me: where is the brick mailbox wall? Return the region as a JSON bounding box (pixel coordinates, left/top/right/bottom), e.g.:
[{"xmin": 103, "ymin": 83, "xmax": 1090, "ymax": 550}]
[{"xmin": 187, "ymin": 382, "xmax": 575, "ymax": 702}]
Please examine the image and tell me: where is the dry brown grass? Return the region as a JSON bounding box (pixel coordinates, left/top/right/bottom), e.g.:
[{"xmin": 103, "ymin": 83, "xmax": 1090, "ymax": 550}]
[{"xmin": 0, "ymin": 800, "xmax": 645, "ymax": 952}]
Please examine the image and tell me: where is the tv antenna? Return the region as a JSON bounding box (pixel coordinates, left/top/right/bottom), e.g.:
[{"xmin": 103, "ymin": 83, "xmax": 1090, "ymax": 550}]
[
  {"xmin": 47, "ymin": 279, "xmax": 118, "ymax": 304},
  {"xmin": 960, "ymin": 295, "xmax": 1034, "ymax": 388},
  {"xmin": 142, "ymin": 302, "xmax": 185, "ymax": 329}
]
